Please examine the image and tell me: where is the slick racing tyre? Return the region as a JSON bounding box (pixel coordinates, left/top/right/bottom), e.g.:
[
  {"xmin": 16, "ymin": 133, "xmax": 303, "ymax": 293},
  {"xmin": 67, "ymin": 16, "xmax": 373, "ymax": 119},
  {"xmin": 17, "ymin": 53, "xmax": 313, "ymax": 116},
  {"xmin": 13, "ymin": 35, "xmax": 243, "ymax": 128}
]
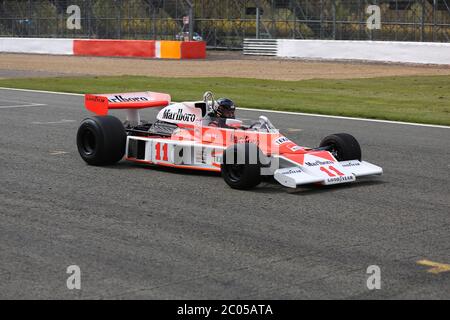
[
  {"xmin": 77, "ymin": 115, "xmax": 126, "ymax": 166},
  {"xmin": 319, "ymin": 133, "xmax": 362, "ymax": 161},
  {"xmin": 221, "ymin": 143, "xmax": 262, "ymax": 190}
]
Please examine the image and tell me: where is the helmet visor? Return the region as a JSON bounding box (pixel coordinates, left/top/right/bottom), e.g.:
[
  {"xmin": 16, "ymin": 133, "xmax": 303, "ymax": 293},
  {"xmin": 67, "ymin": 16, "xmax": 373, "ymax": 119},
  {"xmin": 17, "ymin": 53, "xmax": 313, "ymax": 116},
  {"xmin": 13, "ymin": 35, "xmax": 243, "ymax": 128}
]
[{"xmin": 218, "ymin": 105, "xmax": 235, "ymax": 118}]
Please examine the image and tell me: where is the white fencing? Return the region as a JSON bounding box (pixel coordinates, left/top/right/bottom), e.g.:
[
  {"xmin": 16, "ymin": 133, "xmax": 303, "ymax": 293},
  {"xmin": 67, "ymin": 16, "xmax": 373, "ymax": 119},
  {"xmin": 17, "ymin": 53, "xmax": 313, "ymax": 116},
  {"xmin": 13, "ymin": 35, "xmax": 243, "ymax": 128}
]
[{"xmin": 277, "ymin": 39, "xmax": 450, "ymax": 65}]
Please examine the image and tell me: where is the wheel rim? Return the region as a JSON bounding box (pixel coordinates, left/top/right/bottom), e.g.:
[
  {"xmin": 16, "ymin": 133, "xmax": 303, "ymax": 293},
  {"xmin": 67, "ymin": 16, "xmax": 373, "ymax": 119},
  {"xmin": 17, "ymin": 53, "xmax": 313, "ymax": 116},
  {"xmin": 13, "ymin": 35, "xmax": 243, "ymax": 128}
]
[
  {"xmin": 81, "ymin": 129, "xmax": 96, "ymax": 155},
  {"xmin": 328, "ymin": 143, "xmax": 341, "ymax": 160},
  {"xmin": 227, "ymin": 164, "xmax": 244, "ymax": 182}
]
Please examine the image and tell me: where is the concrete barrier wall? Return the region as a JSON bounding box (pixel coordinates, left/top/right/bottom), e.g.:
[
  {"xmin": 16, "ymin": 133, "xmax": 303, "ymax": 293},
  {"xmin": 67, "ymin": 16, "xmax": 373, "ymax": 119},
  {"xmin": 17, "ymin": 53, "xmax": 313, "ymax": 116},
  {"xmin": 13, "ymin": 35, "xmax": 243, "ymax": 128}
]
[
  {"xmin": 73, "ymin": 39, "xmax": 156, "ymax": 58},
  {"xmin": 180, "ymin": 41, "xmax": 206, "ymax": 59},
  {"xmin": 0, "ymin": 37, "xmax": 206, "ymax": 59},
  {"xmin": 0, "ymin": 38, "xmax": 73, "ymax": 55},
  {"xmin": 277, "ymin": 40, "xmax": 450, "ymax": 65}
]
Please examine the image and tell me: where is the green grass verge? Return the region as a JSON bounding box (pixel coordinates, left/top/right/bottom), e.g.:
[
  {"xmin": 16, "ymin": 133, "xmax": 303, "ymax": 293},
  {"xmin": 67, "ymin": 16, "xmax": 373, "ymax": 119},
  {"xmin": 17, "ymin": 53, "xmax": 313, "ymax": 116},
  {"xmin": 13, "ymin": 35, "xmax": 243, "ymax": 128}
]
[{"xmin": 0, "ymin": 75, "xmax": 449, "ymax": 126}]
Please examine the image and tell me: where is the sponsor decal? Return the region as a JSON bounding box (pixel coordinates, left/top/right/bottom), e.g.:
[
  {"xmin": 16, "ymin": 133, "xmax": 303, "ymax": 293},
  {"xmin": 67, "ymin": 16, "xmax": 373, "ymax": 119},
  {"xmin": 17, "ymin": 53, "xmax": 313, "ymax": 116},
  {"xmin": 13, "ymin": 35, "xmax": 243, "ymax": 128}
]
[
  {"xmin": 163, "ymin": 109, "xmax": 196, "ymax": 122},
  {"xmin": 234, "ymin": 136, "xmax": 258, "ymax": 144},
  {"xmin": 275, "ymin": 137, "xmax": 290, "ymax": 145},
  {"xmin": 108, "ymin": 95, "xmax": 149, "ymax": 103},
  {"xmin": 342, "ymin": 162, "xmax": 361, "ymax": 167},
  {"xmin": 210, "ymin": 149, "xmax": 223, "ymax": 164},
  {"xmin": 326, "ymin": 175, "xmax": 355, "ymax": 184},
  {"xmin": 194, "ymin": 148, "xmax": 222, "ymax": 165},
  {"xmin": 289, "ymin": 145, "xmax": 302, "ymax": 152},
  {"xmin": 86, "ymin": 96, "xmax": 106, "ymax": 103},
  {"xmin": 305, "ymin": 160, "xmax": 334, "ymax": 167},
  {"xmin": 280, "ymin": 168, "xmax": 303, "ymax": 175},
  {"xmin": 204, "ymin": 132, "xmax": 219, "ymax": 140},
  {"xmin": 195, "ymin": 148, "xmax": 205, "ymax": 164}
]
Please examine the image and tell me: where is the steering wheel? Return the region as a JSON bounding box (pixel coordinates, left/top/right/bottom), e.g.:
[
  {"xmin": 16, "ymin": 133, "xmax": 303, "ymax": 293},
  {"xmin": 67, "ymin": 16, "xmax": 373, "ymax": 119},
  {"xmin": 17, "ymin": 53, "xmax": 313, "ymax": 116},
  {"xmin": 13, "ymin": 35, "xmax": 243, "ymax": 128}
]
[
  {"xmin": 203, "ymin": 91, "xmax": 215, "ymax": 113},
  {"xmin": 248, "ymin": 117, "xmax": 275, "ymax": 132},
  {"xmin": 248, "ymin": 122, "xmax": 262, "ymax": 130}
]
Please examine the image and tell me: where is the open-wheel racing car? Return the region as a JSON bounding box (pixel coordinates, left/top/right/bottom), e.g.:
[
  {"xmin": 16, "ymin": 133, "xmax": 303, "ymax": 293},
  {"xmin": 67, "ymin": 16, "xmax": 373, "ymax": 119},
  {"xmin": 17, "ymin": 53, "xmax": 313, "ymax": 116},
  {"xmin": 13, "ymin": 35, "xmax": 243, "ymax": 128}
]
[{"xmin": 77, "ymin": 91, "xmax": 383, "ymax": 190}]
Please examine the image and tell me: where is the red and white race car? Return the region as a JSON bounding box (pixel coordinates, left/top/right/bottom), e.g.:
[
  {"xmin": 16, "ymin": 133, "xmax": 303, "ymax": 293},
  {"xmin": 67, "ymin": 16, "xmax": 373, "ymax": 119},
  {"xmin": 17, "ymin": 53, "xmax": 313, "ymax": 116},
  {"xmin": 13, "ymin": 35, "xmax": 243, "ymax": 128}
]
[{"xmin": 77, "ymin": 91, "xmax": 383, "ymax": 190}]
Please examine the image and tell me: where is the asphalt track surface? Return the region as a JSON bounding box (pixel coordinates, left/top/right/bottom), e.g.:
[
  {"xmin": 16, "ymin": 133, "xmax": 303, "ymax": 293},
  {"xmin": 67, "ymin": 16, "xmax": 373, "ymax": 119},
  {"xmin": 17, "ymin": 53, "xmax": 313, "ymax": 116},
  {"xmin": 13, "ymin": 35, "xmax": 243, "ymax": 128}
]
[{"xmin": 0, "ymin": 88, "xmax": 449, "ymax": 300}]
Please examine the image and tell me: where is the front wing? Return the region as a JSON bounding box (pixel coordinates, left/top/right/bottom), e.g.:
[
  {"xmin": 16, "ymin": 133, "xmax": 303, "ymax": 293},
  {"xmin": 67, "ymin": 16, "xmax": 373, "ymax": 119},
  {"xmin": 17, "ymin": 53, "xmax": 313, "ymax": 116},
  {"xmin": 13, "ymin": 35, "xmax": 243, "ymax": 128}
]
[{"xmin": 274, "ymin": 159, "xmax": 383, "ymax": 188}]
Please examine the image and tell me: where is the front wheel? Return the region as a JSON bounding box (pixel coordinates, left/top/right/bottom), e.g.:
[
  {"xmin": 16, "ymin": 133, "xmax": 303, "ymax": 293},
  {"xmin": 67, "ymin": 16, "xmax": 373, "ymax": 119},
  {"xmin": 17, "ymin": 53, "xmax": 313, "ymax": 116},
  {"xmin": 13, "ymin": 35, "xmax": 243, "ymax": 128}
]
[
  {"xmin": 77, "ymin": 115, "xmax": 126, "ymax": 166},
  {"xmin": 319, "ymin": 133, "xmax": 362, "ymax": 161},
  {"xmin": 221, "ymin": 143, "xmax": 262, "ymax": 190}
]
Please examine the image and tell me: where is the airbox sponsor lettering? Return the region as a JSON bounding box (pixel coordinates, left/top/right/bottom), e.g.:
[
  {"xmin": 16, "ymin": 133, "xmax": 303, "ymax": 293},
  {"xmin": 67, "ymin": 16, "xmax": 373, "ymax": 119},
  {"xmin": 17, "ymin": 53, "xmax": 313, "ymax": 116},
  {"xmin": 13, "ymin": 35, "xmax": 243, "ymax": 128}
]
[
  {"xmin": 108, "ymin": 95, "xmax": 149, "ymax": 103},
  {"xmin": 162, "ymin": 109, "xmax": 196, "ymax": 122},
  {"xmin": 305, "ymin": 160, "xmax": 334, "ymax": 167}
]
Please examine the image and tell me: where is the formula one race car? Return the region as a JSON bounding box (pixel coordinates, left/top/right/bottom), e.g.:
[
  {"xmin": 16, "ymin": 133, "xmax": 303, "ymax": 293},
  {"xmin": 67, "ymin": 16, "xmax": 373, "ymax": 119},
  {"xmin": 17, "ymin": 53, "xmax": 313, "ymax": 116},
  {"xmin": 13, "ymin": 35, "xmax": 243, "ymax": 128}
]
[{"xmin": 77, "ymin": 91, "xmax": 383, "ymax": 190}]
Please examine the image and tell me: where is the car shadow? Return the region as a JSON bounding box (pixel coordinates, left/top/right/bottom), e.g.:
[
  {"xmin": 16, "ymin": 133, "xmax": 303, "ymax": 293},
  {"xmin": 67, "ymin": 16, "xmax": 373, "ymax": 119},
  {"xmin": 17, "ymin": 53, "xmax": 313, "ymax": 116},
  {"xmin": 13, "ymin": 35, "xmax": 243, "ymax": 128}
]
[
  {"xmin": 108, "ymin": 161, "xmax": 386, "ymax": 194},
  {"xmin": 248, "ymin": 176, "xmax": 386, "ymax": 195},
  {"xmin": 108, "ymin": 161, "xmax": 221, "ymax": 177}
]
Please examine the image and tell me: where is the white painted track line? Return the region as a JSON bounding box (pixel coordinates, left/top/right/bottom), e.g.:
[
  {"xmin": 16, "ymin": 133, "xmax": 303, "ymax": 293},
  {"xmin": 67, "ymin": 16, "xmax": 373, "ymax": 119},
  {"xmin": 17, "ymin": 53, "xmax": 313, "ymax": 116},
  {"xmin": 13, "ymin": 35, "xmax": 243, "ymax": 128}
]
[
  {"xmin": 0, "ymin": 97, "xmax": 41, "ymax": 103},
  {"xmin": 1, "ymin": 87, "xmax": 448, "ymax": 129},
  {"xmin": 32, "ymin": 119, "xmax": 76, "ymax": 125},
  {"xmin": 0, "ymin": 103, "xmax": 47, "ymax": 109},
  {"xmin": 0, "ymin": 87, "xmax": 83, "ymax": 96},
  {"xmin": 239, "ymin": 108, "xmax": 450, "ymax": 129}
]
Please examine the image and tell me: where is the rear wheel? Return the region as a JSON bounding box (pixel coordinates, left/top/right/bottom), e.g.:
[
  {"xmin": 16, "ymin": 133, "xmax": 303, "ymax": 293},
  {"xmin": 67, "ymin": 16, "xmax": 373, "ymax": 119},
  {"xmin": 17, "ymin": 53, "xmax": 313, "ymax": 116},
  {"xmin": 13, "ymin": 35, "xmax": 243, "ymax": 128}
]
[
  {"xmin": 221, "ymin": 143, "xmax": 262, "ymax": 190},
  {"xmin": 77, "ymin": 115, "xmax": 126, "ymax": 166},
  {"xmin": 319, "ymin": 133, "xmax": 362, "ymax": 161}
]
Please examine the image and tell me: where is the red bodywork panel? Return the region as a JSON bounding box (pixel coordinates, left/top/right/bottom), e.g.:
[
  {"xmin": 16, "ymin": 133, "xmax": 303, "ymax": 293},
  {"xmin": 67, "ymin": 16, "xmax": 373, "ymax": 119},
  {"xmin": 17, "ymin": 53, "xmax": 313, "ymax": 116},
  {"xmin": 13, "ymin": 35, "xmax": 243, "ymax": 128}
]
[{"xmin": 169, "ymin": 123, "xmax": 335, "ymax": 167}]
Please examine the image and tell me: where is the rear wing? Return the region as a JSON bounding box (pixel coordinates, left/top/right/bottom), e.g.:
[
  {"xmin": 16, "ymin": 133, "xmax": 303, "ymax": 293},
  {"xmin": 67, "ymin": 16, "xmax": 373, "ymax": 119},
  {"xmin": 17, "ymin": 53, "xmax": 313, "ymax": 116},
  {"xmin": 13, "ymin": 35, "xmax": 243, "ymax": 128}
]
[{"xmin": 85, "ymin": 91, "xmax": 171, "ymax": 116}]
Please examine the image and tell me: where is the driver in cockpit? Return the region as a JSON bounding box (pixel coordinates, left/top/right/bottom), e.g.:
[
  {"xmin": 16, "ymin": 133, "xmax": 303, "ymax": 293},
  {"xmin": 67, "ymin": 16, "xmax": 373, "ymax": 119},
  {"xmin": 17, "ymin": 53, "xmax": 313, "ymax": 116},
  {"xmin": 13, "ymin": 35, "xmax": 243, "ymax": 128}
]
[{"xmin": 208, "ymin": 98, "xmax": 236, "ymax": 127}]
